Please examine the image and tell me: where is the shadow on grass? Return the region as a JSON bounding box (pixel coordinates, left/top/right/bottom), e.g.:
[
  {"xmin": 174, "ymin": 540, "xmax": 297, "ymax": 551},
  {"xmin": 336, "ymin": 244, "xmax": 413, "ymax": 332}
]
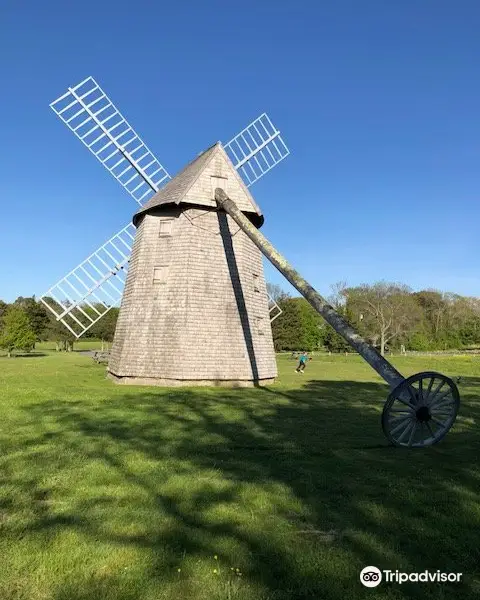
[
  {"xmin": 52, "ymin": 575, "xmax": 141, "ymax": 600},
  {"xmin": 2, "ymin": 377, "xmax": 480, "ymax": 599}
]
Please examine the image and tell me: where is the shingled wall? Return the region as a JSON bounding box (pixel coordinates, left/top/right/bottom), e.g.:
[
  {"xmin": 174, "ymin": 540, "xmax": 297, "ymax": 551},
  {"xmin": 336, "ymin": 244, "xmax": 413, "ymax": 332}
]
[{"xmin": 107, "ymin": 206, "xmax": 277, "ymax": 386}]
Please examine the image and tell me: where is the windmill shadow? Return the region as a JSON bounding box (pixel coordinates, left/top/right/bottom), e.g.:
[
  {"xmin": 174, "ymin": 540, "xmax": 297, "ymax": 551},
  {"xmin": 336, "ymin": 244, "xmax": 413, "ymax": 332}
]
[{"xmin": 218, "ymin": 211, "xmax": 259, "ymax": 381}]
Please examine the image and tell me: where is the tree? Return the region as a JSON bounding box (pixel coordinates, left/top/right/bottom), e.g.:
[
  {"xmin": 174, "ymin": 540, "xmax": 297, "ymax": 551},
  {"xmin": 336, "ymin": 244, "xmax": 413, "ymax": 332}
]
[
  {"xmin": 321, "ymin": 306, "xmax": 356, "ymax": 353},
  {"xmin": 0, "ymin": 300, "xmax": 8, "ymax": 320},
  {"xmin": 13, "ymin": 296, "xmax": 50, "ymax": 341},
  {"xmin": 327, "ymin": 281, "xmax": 349, "ymax": 307},
  {"xmin": 0, "ymin": 306, "xmax": 37, "ymax": 357},
  {"xmin": 89, "ymin": 308, "xmax": 119, "ymax": 349},
  {"xmin": 42, "ymin": 297, "xmax": 76, "ymax": 351},
  {"xmin": 443, "ymin": 294, "xmax": 480, "ymax": 349},
  {"xmin": 271, "ymin": 297, "xmax": 323, "ymax": 351},
  {"xmin": 456, "ymin": 296, "xmax": 480, "ymax": 347},
  {"xmin": 413, "ymin": 290, "xmax": 447, "ymax": 339},
  {"xmin": 412, "ymin": 289, "xmax": 451, "ymax": 348},
  {"xmin": 345, "ymin": 281, "xmax": 422, "ymax": 356},
  {"xmin": 322, "ymin": 282, "xmax": 354, "ymax": 352},
  {"xmin": 266, "ymin": 282, "xmax": 290, "ymax": 303}
]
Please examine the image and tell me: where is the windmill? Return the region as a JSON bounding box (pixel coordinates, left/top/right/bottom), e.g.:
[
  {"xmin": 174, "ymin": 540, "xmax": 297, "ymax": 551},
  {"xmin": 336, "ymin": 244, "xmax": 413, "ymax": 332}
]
[{"xmin": 40, "ymin": 77, "xmax": 290, "ymax": 385}]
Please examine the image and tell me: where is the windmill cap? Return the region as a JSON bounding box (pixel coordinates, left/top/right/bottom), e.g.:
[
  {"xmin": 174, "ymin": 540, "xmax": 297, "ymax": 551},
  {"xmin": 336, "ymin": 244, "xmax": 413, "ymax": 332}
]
[{"xmin": 133, "ymin": 142, "xmax": 264, "ymax": 228}]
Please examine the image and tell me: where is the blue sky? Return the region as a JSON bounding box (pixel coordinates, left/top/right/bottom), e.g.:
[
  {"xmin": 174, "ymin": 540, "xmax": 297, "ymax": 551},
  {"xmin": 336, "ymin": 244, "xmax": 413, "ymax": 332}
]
[{"xmin": 1, "ymin": 0, "xmax": 479, "ymax": 303}]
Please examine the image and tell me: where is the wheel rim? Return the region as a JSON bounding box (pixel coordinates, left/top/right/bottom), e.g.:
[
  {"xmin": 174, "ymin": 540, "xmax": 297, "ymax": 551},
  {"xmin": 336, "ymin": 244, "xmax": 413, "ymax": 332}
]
[{"xmin": 382, "ymin": 371, "xmax": 460, "ymax": 448}]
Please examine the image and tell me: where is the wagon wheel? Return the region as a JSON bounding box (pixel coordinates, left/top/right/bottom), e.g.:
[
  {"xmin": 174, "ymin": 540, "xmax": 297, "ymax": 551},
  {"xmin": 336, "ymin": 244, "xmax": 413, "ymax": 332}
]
[{"xmin": 382, "ymin": 371, "xmax": 460, "ymax": 448}]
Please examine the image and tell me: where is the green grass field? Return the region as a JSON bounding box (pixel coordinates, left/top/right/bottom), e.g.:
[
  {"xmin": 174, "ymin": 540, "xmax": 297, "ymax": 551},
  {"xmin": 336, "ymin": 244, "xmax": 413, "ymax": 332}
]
[{"xmin": 0, "ymin": 351, "xmax": 479, "ymax": 599}]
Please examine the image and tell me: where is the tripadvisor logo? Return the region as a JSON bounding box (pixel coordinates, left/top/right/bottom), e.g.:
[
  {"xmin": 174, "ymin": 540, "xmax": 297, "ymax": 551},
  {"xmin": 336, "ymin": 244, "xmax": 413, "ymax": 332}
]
[
  {"xmin": 360, "ymin": 567, "xmax": 382, "ymax": 587},
  {"xmin": 360, "ymin": 567, "xmax": 462, "ymax": 587}
]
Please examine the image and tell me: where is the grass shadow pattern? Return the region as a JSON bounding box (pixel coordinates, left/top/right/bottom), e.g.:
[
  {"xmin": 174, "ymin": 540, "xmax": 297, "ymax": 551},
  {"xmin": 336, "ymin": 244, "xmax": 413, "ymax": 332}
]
[{"xmin": 0, "ymin": 354, "xmax": 479, "ymax": 599}]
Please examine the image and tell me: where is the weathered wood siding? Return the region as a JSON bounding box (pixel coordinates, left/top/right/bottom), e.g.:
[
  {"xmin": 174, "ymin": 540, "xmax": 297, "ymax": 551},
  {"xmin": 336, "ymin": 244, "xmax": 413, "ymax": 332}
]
[{"xmin": 108, "ymin": 206, "xmax": 277, "ymax": 385}]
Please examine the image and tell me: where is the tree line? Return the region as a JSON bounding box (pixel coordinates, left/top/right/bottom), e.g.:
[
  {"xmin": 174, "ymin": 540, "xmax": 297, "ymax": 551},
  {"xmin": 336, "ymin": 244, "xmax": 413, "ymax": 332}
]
[
  {"xmin": 268, "ymin": 281, "xmax": 480, "ymax": 356},
  {"xmin": 2, "ymin": 279, "xmax": 480, "ymax": 357},
  {"xmin": 0, "ymin": 296, "xmax": 119, "ymax": 356}
]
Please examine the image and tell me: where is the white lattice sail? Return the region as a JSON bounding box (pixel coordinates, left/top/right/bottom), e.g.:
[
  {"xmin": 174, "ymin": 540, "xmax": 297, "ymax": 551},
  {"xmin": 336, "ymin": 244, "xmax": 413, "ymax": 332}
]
[
  {"xmin": 223, "ymin": 113, "xmax": 290, "ymax": 187},
  {"xmin": 40, "ymin": 224, "xmax": 134, "ymax": 337},
  {"xmin": 50, "ymin": 76, "xmax": 171, "ymax": 205}
]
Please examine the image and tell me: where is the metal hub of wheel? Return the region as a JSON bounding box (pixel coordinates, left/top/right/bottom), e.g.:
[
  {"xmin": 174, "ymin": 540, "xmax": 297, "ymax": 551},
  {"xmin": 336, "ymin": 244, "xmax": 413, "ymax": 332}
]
[{"xmin": 382, "ymin": 371, "xmax": 460, "ymax": 448}]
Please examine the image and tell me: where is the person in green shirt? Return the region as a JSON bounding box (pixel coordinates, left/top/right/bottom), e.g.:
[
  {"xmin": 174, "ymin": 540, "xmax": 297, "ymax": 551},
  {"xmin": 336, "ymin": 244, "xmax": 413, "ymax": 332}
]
[{"xmin": 295, "ymin": 352, "xmax": 308, "ymax": 373}]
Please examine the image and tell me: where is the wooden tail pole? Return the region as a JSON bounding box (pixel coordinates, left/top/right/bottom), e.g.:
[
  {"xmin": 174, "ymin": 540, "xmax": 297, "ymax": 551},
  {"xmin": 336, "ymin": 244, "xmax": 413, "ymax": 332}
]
[
  {"xmin": 214, "ymin": 189, "xmax": 461, "ymax": 448},
  {"xmin": 214, "ymin": 188, "xmax": 405, "ymax": 390}
]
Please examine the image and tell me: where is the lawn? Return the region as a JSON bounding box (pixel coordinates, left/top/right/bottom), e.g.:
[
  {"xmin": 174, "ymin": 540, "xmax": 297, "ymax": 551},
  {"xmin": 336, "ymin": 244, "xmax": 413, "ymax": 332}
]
[{"xmin": 0, "ymin": 351, "xmax": 479, "ymax": 599}]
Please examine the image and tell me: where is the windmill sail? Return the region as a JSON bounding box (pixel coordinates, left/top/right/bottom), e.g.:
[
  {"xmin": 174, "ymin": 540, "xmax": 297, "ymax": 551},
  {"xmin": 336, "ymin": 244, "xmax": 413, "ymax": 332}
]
[
  {"xmin": 268, "ymin": 295, "xmax": 283, "ymax": 323},
  {"xmin": 42, "ymin": 81, "xmax": 288, "ymax": 337},
  {"xmin": 50, "ymin": 77, "xmax": 171, "ymax": 205},
  {"xmin": 40, "ymin": 224, "xmax": 135, "ymax": 337},
  {"xmin": 223, "ymin": 113, "xmax": 290, "ymax": 187}
]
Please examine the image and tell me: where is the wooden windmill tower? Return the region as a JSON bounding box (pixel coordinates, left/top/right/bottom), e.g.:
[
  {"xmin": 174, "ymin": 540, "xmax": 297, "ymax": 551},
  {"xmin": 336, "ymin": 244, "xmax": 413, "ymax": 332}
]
[
  {"xmin": 40, "ymin": 77, "xmax": 290, "ymax": 386},
  {"xmin": 110, "ymin": 143, "xmax": 275, "ymax": 385}
]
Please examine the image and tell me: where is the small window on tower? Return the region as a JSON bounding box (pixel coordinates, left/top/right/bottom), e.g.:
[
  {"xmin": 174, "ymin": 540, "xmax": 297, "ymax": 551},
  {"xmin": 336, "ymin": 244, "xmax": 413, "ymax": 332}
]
[
  {"xmin": 256, "ymin": 317, "xmax": 265, "ymax": 336},
  {"xmin": 153, "ymin": 265, "xmax": 169, "ymax": 284},
  {"xmin": 159, "ymin": 219, "xmax": 173, "ymax": 237},
  {"xmin": 210, "ymin": 175, "xmax": 228, "ymax": 199},
  {"xmin": 253, "ymin": 273, "xmax": 260, "ymax": 292}
]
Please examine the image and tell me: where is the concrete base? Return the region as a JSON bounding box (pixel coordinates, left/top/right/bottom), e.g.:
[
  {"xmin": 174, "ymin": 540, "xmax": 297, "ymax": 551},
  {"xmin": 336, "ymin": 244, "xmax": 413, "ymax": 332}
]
[{"xmin": 106, "ymin": 371, "xmax": 275, "ymax": 388}]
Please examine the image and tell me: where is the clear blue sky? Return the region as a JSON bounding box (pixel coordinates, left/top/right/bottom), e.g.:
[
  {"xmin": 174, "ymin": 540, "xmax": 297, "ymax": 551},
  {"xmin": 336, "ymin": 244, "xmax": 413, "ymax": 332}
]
[{"xmin": 1, "ymin": 0, "xmax": 479, "ymax": 303}]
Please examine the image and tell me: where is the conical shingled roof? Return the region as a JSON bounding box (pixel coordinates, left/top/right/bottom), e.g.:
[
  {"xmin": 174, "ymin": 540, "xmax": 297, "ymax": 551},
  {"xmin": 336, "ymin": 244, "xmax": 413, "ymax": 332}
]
[{"xmin": 133, "ymin": 142, "xmax": 264, "ymax": 227}]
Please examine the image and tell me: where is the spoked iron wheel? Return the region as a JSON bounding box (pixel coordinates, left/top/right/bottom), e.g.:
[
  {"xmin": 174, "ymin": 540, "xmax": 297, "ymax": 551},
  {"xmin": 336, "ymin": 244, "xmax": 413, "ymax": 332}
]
[{"xmin": 382, "ymin": 371, "xmax": 460, "ymax": 448}]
